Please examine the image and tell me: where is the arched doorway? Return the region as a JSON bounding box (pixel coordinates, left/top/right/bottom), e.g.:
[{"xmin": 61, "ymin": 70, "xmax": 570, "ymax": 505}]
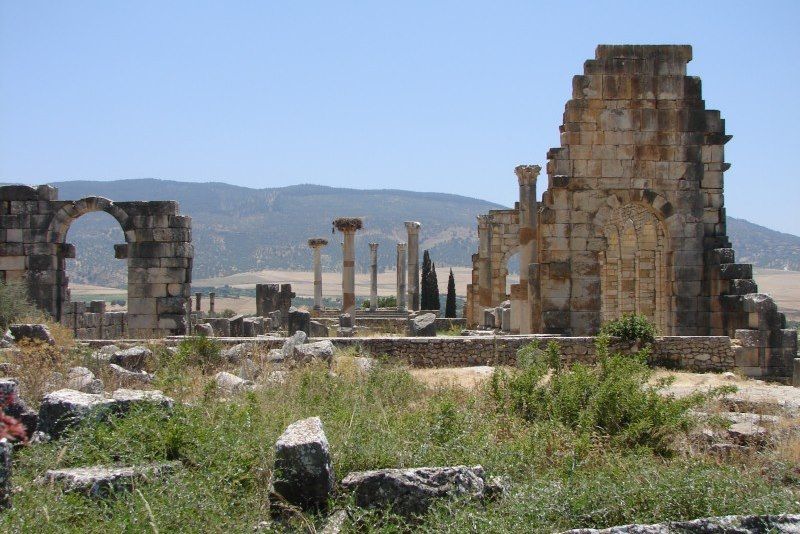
[{"xmin": 600, "ymin": 203, "xmax": 671, "ymax": 334}]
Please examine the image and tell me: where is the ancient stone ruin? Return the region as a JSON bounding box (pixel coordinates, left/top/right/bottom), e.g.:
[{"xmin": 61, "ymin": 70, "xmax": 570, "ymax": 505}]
[
  {"xmin": 465, "ymin": 45, "xmax": 797, "ymax": 377},
  {"xmin": 0, "ymin": 185, "xmax": 192, "ymax": 338}
]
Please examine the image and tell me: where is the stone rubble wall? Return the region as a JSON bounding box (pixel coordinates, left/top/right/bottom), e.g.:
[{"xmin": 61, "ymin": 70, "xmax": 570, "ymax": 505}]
[{"xmin": 191, "ymin": 334, "xmax": 736, "ymax": 372}]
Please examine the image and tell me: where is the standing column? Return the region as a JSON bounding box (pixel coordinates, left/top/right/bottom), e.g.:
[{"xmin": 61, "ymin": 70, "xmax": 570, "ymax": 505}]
[
  {"xmin": 308, "ymin": 238, "xmax": 329, "ymax": 311},
  {"xmin": 195, "ymin": 292, "xmax": 202, "ymax": 312},
  {"xmin": 369, "ymin": 242, "xmax": 379, "ymax": 312},
  {"xmin": 404, "ymin": 221, "xmax": 421, "ymax": 311},
  {"xmin": 515, "ymin": 164, "xmax": 541, "ymax": 334},
  {"xmin": 333, "ymin": 218, "xmax": 363, "ymax": 318},
  {"xmin": 209, "ymin": 292, "xmax": 215, "ymax": 314},
  {"xmin": 396, "ymin": 243, "xmax": 407, "ymax": 311}
]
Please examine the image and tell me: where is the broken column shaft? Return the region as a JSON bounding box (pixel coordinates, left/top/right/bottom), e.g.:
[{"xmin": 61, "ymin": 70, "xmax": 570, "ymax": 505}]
[
  {"xmin": 308, "ymin": 238, "xmax": 329, "ymax": 311},
  {"xmin": 404, "ymin": 221, "xmax": 421, "ymax": 311},
  {"xmin": 369, "ymin": 243, "xmax": 379, "ymax": 312},
  {"xmin": 396, "ymin": 243, "xmax": 407, "ymax": 312}
]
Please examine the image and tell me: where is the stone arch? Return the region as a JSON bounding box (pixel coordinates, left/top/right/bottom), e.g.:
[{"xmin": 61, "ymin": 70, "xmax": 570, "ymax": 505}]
[
  {"xmin": 48, "ymin": 197, "xmax": 132, "ymax": 244},
  {"xmin": 600, "ymin": 201, "xmax": 672, "ymax": 334}
]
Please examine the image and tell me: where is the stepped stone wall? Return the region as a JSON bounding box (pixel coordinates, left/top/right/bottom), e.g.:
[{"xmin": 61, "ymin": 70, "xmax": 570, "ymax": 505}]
[{"xmin": 0, "ymin": 185, "xmax": 193, "ymax": 338}]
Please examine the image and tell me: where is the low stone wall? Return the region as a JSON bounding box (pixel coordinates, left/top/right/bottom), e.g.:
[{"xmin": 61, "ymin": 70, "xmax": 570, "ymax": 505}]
[
  {"xmin": 186, "ymin": 334, "xmax": 736, "ymax": 373},
  {"xmin": 64, "ymin": 310, "xmax": 127, "ymax": 339}
]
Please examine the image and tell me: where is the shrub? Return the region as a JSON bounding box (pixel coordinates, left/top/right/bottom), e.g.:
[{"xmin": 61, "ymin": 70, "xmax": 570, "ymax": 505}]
[
  {"xmin": 490, "ymin": 338, "xmax": 732, "ymax": 455},
  {"xmin": 175, "ymin": 336, "xmax": 223, "ymax": 373},
  {"xmin": 0, "ymin": 281, "xmax": 41, "ymax": 331},
  {"xmin": 600, "ymin": 313, "xmax": 657, "ymax": 344}
]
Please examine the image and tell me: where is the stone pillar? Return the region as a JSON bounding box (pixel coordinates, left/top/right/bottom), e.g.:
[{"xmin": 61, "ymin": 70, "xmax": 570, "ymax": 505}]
[
  {"xmin": 308, "ymin": 238, "xmax": 329, "ymax": 311},
  {"xmin": 369, "ymin": 243, "xmax": 379, "ymax": 312},
  {"xmin": 396, "ymin": 243, "xmax": 407, "ymax": 312},
  {"xmin": 333, "ymin": 218, "xmax": 363, "ymax": 318},
  {"xmin": 209, "ymin": 292, "xmax": 215, "ymax": 314},
  {"xmin": 195, "ymin": 292, "xmax": 202, "ymax": 312},
  {"xmin": 515, "ymin": 164, "xmax": 541, "ymax": 334},
  {"xmin": 405, "ymin": 221, "xmax": 421, "ymax": 311}
]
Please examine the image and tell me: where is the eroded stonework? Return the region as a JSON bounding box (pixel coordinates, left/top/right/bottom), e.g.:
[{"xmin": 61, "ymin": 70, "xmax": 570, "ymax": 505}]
[
  {"xmin": 466, "ymin": 45, "xmax": 797, "ymax": 377},
  {"xmin": 0, "ymin": 185, "xmax": 192, "ymax": 337}
]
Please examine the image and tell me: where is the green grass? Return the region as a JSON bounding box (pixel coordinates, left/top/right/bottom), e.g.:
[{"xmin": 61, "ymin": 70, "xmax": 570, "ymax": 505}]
[{"xmin": 3, "ymin": 358, "xmax": 799, "ymax": 532}]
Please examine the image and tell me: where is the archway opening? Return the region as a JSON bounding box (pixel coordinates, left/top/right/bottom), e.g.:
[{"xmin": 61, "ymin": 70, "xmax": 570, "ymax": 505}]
[
  {"xmin": 63, "ymin": 210, "xmax": 128, "ymax": 313},
  {"xmin": 601, "ymin": 203, "xmax": 671, "ymax": 334}
]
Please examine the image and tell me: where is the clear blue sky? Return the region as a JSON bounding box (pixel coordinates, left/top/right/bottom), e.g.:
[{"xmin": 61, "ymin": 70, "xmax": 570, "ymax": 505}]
[{"xmin": 1, "ymin": 1, "xmax": 798, "ymax": 234}]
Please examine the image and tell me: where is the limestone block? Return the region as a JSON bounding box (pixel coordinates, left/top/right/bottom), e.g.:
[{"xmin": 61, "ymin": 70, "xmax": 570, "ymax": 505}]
[{"xmin": 272, "ymin": 417, "xmax": 334, "ymax": 511}]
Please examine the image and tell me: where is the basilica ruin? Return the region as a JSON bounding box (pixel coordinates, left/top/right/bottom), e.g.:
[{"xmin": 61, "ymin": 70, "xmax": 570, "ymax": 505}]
[{"xmin": 465, "ymin": 45, "xmax": 796, "ymax": 377}]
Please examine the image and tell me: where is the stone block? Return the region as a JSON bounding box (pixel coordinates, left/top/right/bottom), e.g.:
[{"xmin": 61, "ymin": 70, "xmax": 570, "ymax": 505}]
[{"xmin": 272, "ymin": 417, "xmax": 334, "ymax": 511}]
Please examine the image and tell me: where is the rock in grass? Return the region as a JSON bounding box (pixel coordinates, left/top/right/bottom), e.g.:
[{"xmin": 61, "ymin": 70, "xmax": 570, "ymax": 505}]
[
  {"xmin": 110, "ymin": 389, "xmax": 173, "ymax": 414},
  {"xmin": 340, "ymin": 465, "xmax": 487, "ymax": 517},
  {"xmin": 9, "ymin": 323, "xmax": 55, "ymax": 345},
  {"xmin": 280, "ymin": 332, "xmax": 307, "ymax": 360},
  {"xmin": 222, "ymin": 343, "xmax": 254, "ymax": 364},
  {"xmin": 39, "ymin": 462, "xmax": 180, "ymax": 497},
  {"xmin": 272, "ymin": 416, "xmax": 334, "ymax": 511},
  {"xmin": 67, "ymin": 367, "xmax": 104, "ymax": 394},
  {"xmin": 559, "ymin": 514, "xmax": 800, "ymax": 533},
  {"xmin": 110, "ymin": 346, "xmax": 152, "ymax": 371},
  {"xmin": 292, "ymin": 340, "xmax": 334, "ymax": 364},
  {"xmin": 195, "ymin": 323, "xmax": 214, "ymax": 337},
  {"xmin": 214, "ymin": 371, "xmax": 254, "ymax": 394},
  {"xmin": 37, "ymin": 389, "xmax": 114, "ymax": 439},
  {"xmin": 108, "ymin": 363, "xmax": 154, "ymax": 385}
]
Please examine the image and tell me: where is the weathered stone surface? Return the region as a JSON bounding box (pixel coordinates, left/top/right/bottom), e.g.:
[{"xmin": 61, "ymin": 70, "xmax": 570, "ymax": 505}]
[
  {"xmin": 310, "ymin": 320, "xmax": 329, "ymax": 338},
  {"xmin": 0, "ymin": 331, "xmax": 13, "ymax": 348},
  {"xmin": 195, "ymin": 323, "xmax": 214, "ymax": 337},
  {"xmin": 353, "ymin": 356, "xmax": 377, "ymax": 373},
  {"xmin": 9, "ymin": 323, "xmax": 55, "ymax": 345},
  {"xmin": 292, "ymin": 340, "xmax": 335, "ymax": 364},
  {"xmin": 272, "ymin": 416, "xmax": 334, "ymax": 510},
  {"xmin": 222, "ymin": 342, "xmax": 254, "ymax": 364},
  {"xmin": 560, "ymin": 514, "xmax": 800, "ymax": 533},
  {"xmin": 340, "ymin": 465, "xmax": 487, "ymax": 516},
  {"xmin": 288, "ymin": 307, "xmax": 311, "ymax": 336},
  {"xmin": 110, "ymin": 346, "xmax": 152, "ymax": 371},
  {"xmin": 238, "ymin": 358, "xmax": 260, "ymax": 381},
  {"xmin": 110, "ymin": 389, "xmax": 173, "ymax": 414},
  {"xmin": 67, "ymin": 367, "xmax": 104, "ymax": 394},
  {"xmin": 0, "ymin": 439, "xmax": 11, "ymax": 509},
  {"xmin": 39, "ymin": 462, "xmax": 179, "ymax": 497},
  {"xmin": 108, "ymin": 364, "xmax": 154, "ymax": 385},
  {"xmin": 281, "ymin": 331, "xmax": 307, "ymax": 359},
  {"xmin": 409, "ymin": 313, "xmax": 437, "ymax": 336},
  {"xmin": 214, "ymin": 371, "xmax": 254, "ymax": 394},
  {"xmin": 37, "ymin": 389, "xmax": 114, "ymax": 439}
]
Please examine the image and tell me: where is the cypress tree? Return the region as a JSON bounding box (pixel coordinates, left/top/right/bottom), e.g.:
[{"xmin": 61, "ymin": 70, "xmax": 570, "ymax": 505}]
[
  {"xmin": 421, "ymin": 250, "xmax": 432, "ymax": 310},
  {"xmin": 430, "ymin": 262, "xmax": 441, "ymax": 313},
  {"xmin": 445, "ymin": 268, "xmax": 457, "ymax": 318}
]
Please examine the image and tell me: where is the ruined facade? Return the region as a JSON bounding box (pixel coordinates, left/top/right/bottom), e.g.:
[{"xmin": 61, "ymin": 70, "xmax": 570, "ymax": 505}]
[
  {"xmin": 0, "ymin": 185, "xmax": 193, "ymax": 337},
  {"xmin": 466, "ymin": 45, "xmax": 797, "ymax": 377}
]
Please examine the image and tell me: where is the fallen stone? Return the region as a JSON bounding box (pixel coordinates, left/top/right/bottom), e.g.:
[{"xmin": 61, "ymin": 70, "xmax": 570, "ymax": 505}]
[
  {"xmin": 37, "ymin": 389, "xmax": 114, "ymax": 439},
  {"xmin": 292, "ymin": 340, "xmax": 335, "ymax": 364},
  {"xmin": 215, "ymin": 371, "xmax": 254, "ymax": 394},
  {"xmin": 195, "ymin": 323, "xmax": 214, "ymax": 337},
  {"xmin": 288, "ymin": 307, "xmax": 311, "ymax": 336},
  {"xmin": 89, "ymin": 344, "xmax": 120, "ymax": 364},
  {"xmin": 272, "ymin": 416, "xmax": 334, "ymax": 511},
  {"xmin": 559, "ymin": 514, "xmax": 800, "ymax": 533},
  {"xmin": 110, "ymin": 346, "xmax": 152, "ymax": 371},
  {"xmin": 264, "ymin": 349, "xmax": 284, "ymax": 364},
  {"xmin": 110, "ymin": 389, "xmax": 174, "ymax": 414},
  {"xmin": 353, "ymin": 356, "xmax": 376, "ymax": 373},
  {"xmin": 222, "ymin": 343, "xmax": 254, "ymax": 364},
  {"xmin": 409, "ymin": 313, "xmax": 437, "ymax": 336},
  {"xmin": 310, "ymin": 320, "xmax": 329, "ymax": 338},
  {"xmin": 340, "ymin": 465, "xmax": 487, "ymax": 517},
  {"xmin": 320, "ymin": 509, "xmax": 349, "ymax": 534},
  {"xmin": 67, "ymin": 367, "xmax": 104, "ymax": 394},
  {"xmin": 264, "ymin": 371, "xmax": 287, "ymax": 385},
  {"xmin": 0, "ymin": 331, "xmax": 13, "ymax": 348},
  {"xmin": 0, "ymin": 439, "xmax": 10, "ymax": 509},
  {"xmin": 281, "ymin": 331, "xmax": 307, "ymax": 359},
  {"xmin": 39, "ymin": 462, "xmax": 179, "ymax": 497},
  {"xmin": 108, "ymin": 364, "xmax": 154, "ymax": 385},
  {"xmin": 9, "ymin": 323, "xmax": 55, "ymax": 345}
]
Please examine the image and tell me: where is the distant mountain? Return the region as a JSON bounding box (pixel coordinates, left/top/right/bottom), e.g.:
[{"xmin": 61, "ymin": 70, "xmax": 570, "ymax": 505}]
[
  {"xmin": 9, "ymin": 179, "xmax": 798, "ymax": 288},
  {"xmin": 45, "ymin": 179, "xmax": 503, "ymax": 287},
  {"xmin": 727, "ymin": 216, "xmax": 800, "ymax": 271}
]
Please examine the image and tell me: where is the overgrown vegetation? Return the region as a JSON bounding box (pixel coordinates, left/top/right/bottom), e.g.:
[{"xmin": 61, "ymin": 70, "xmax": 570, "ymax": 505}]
[
  {"xmin": 171, "ymin": 336, "xmax": 223, "ymax": 374},
  {"xmin": 600, "ymin": 313, "xmax": 658, "ymax": 344},
  {"xmin": 2, "ymin": 338, "xmax": 799, "ymax": 531},
  {"xmin": 361, "ymin": 295, "xmax": 397, "ymax": 309},
  {"xmin": 0, "ymin": 281, "xmax": 42, "ymax": 331}
]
